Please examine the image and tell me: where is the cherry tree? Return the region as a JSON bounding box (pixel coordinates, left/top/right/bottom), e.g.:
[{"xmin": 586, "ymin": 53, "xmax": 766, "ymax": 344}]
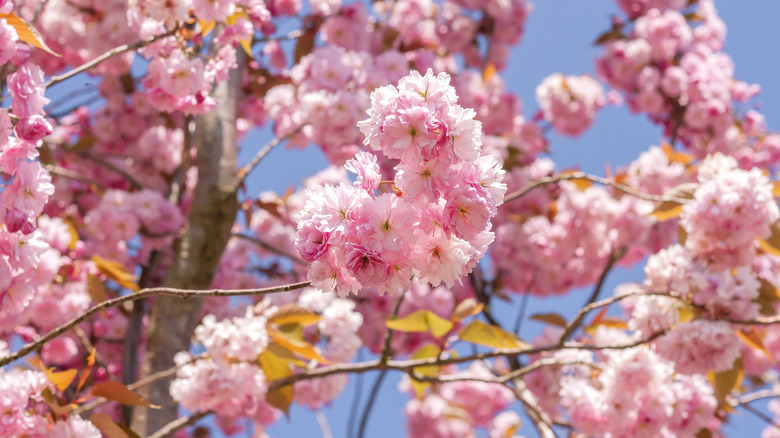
[{"xmin": 1, "ymin": 0, "xmax": 779, "ymax": 437}]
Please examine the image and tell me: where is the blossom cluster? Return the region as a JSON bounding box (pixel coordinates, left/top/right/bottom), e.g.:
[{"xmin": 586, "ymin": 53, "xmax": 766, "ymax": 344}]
[
  {"xmin": 535, "ymin": 73, "xmax": 606, "ymax": 137},
  {"xmin": 559, "ymin": 347, "xmax": 716, "ymax": 437},
  {"xmin": 596, "ymin": 0, "xmax": 778, "ymax": 164},
  {"xmin": 0, "ymin": 365, "xmax": 101, "ymax": 437},
  {"xmin": 171, "ymin": 288, "xmax": 364, "ymax": 427},
  {"xmin": 403, "ymin": 362, "xmax": 521, "ymax": 438},
  {"xmin": 295, "ymin": 69, "xmax": 506, "ymax": 296}
]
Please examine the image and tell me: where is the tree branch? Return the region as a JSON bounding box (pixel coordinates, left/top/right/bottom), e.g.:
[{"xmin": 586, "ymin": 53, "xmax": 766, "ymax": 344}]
[
  {"xmin": 147, "ymin": 410, "xmax": 212, "ymax": 438},
  {"xmin": 232, "ymin": 124, "xmax": 306, "ymax": 193},
  {"xmin": 0, "ymin": 281, "xmax": 310, "ymax": 367},
  {"xmin": 73, "ymin": 353, "xmax": 210, "ymax": 416},
  {"xmin": 45, "ymin": 28, "xmax": 178, "ymax": 88},
  {"xmin": 268, "ymin": 331, "xmax": 668, "ymax": 391},
  {"xmin": 503, "ymin": 171, "xmax": 687, "ymax": 204},
  {"xmin": 232, "ymin": 233, "xmax": 309, "ymax": 266}
]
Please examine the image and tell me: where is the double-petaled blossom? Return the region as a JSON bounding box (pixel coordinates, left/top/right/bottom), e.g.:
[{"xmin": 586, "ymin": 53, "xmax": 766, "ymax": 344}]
[{"xmin": 297, "ymin": 70, "xmax": 505, "ymax": 295}]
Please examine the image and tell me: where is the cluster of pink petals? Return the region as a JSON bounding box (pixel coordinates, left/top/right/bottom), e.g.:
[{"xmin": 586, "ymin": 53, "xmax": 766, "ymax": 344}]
[
  {"xmin": 680, "ymin": 154, "xmax": 779, "ymax": 269},
  {"xmin": 596, "ymin": 1, "xmax": 771, "ymax": 162},
  {"xmin": 0, "ymin": 366, "xmax": 101, "ymax": 437},
  {"xmin": 491, "ymin": 178, "xmax": 665, "ymax": 296},
  {"xmin": 403, "ymin": 362, "xmax": 518, "ymax": 438},
  {"xmin": 560, "ymin": 347, "xmax": 716, "ymax": 437},
  {"xmin": 654, "ymin": 319, "xmax": 741, "ymax": 375},
  {"xmin": 0, "ymin": 61, "xmax": 57, "ymax": 311},
  {"xmin": 295, "ymin": 69, "xmax": 506, "ymax": 296},
  {"xmin": 536, "ymin": 74, "xmax": 606, "ymax": 137}
]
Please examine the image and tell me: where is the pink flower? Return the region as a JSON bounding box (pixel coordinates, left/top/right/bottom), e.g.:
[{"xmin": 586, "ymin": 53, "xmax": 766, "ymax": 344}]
[
  {"xmin": 8, "ymin": 64, "xmax": 49, "ymax": 118},
  {"xmin": 345, "ymin": 243, "xmax": 393, "ymax": 290},
  {"xmin": 295, "ymin": 223, "xmax": 331, "ymax": 262},
  {"xmin": 344, "ymin": 151, "xmax": 381, "ymax": 193},
  {"xmin": 14, "ymin": 115, "xmax": 52, "ymax": 142},
  {"xmin": 536, "ymin": 73, "xmax": 605, "ymax": 137},
  {"xmin": 1, "ymin": 161, "xmax": 55, "ymax": 217}
]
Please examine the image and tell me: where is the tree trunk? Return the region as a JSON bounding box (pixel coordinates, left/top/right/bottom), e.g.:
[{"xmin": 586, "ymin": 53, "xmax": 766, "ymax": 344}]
[{"xmin": 131, "ymin": 52, "xmax": 245, "ymax": 436}]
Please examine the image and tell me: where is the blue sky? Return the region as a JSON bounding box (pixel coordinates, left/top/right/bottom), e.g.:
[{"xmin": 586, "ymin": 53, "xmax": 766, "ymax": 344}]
[{"xmin": 250, "ymin": 2, "xmax": 780, "ymax": 437}]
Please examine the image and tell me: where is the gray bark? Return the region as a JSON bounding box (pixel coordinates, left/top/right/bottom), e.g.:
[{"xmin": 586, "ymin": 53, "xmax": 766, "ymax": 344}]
[{"xmin": 131, "ymin": 52, "xmax": 245, "ymax": 436}]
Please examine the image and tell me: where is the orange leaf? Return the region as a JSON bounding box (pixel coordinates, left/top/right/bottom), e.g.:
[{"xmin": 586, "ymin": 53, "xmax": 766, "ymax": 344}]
[
  {"xmin": 75, "ymin": 349, "xmax": 97, "ymax": 395},
  {"xmin": 452, "ymin": 298, "xmax": 484, "ymax": 321},
  {"xmin": 0, "ymin": 12, "xmax": 60, "ymax": 56},
  {"xmin": 269, "ymin": 303, "xmax": 321, "ymax": 327},
  {"xmin": 87, "ymin": 274, "xmax": 109, "ymax": 304},
  {"xmin": 269, "ymin": 328, "xmax": 331, "ymax": 365},
  {"xmin": 91, "ymin": 381, "xmax": 160, "ymax": 408},
  {"xmin": 90, "ymin": 413, "xmax": 140, "ymax": 438},
  {"xmin": 482, "ymin": 63, "xmax": 496, "ymax": 82},
  {"xmin": 92, "ymin": 255, "xmax": 139, "ymax": 291},
  {"xmin": 736, "ymin": 327, "xmax": 774, "ymax": 363},
  {"xmin": 530, "ymin": 312, "xmax": 568, "ymax": 328},
  {"xmin": 44, "ymin": 367, "xmax": 78, "ymax": 393}
]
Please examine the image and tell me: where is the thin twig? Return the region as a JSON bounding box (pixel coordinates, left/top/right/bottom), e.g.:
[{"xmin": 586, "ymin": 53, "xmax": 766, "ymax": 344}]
[
  {"xmin": 44, "ymin": 164, "xmax": 103, "ymax": 188},
  {"xmin": 356, "ymin": 371, "xmax": 387, "ymax": 438},
  {"xmin": 255, "ymin": 29, "xmax": 305, "ymax": 44},
  {"xmin": 509, "ymin": 379, "xmax": 557, "ymax": 438},
  {"xmin": 734, "ymin": 388, "xmax": 780, "ymax": 405},
  {"xmin": 70, "ymin": 150, "xmax": 145, "ymax": 189},
  {"xmin": 513, "ymin": 292, "xmax": 530, "ymax": 335},
  {"xmin": 73, "ymin": 353, "xmax": 210, "ymax": 416},
  {"xmin": 739, "ymin": 402, "xmax": 780, "ymax": 430},
  {"xmin": 0, "ymin": 281, "xmax": 311, "ymax": 367},
  {"xmin": 558, "ymin": 247, "xmax": 626, "ymax": 345},
  {"xmin": 556, "ymin": 288, "xmax": 657, "ymax": 346},
  {"xmin": 315, "ymin": 410, "xmax": 333, "ymax": 438},
  {"xmin": 45, "ymin": 28, "xmax": 178, "ymax": 88},
  {"xmin": 233, "ymin": 233, "xmax": 309, "ymax": 266},
  {"xmin": 147, "ymin": 410, "xmax": 211, "ymax": 438},
  {"xmin": 357, "ymin": 290, "xmax": 406, "ymax": 438},
  {"xmin": 503, "ymin": 171, "xmax": 687, "ymax": 204},
  {"xmin": 409, "ymin": 358, "xmax": 600, "ymax": 385},
  {"xmin": 268, "ymin": 331, "xmax": 668, "ymax": 391},
  {"xmin": 232, "ymin": 125, "xmax": 306, "ymax": 193},
  {"xmin": 347, "ymin": 350, "xmax": 364, "ymax": 438}
]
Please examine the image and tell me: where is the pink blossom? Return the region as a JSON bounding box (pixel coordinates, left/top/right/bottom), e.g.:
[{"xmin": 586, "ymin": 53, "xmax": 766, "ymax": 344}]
[
  {"xmin": 536, "ymin": 73, "xmax": 605, "ymax": 137},
  {"xmin": 14, "ymin": 115, "xmax": 52, "ymax": 142},
  {"xmin": 8, "ymin": 64, "xmax": 49, "ymax": 118},
  {"xmin": 344, "ymin": 151, "xmax": 381, "ymax": 193}
]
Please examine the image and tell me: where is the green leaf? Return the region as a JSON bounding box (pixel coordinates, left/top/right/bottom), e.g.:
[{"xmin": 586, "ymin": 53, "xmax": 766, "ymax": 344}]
[
  {"xmin": 269, "ymin": 303, "xmax": 321, "ymax": 327},
  {"xmin": 386, "ymin": 310, "xmax": 454, "ymax": 338},
  {"xmin": 708, "ymin": 358, "xmax": 743, "ymax": 412},
  {"xmin": 458, "ymin": 320, "xmax": 529, "ymax": 350},
  {"xmin": 408, "ymin": 344, "xmax": 441, "ymax": 399},
  {"xmin": 258, "ymin": 350, "xmax": 294, "ymax": 417}
]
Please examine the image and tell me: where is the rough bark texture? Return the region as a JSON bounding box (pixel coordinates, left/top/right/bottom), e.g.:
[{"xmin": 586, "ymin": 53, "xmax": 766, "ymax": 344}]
[{"xmin": 131, "ymin": 53, "xmax": 244, "ymax": 435}]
